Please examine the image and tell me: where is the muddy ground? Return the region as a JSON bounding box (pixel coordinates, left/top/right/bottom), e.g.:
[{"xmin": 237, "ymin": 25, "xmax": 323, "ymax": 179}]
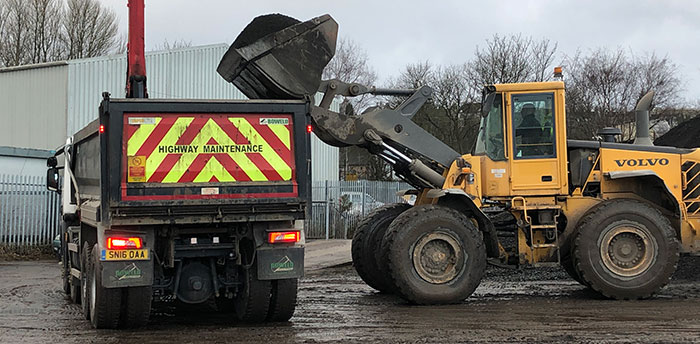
[{"xmin": 1, "ymin": 258, "xmax": 699, "ymax": 344}]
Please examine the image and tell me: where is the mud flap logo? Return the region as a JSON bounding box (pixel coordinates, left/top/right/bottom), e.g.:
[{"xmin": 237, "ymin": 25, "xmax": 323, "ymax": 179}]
[
  {"xmin": 271, "ymin": 256, "xmax": 294, "ymax": 272},
  {"xmin": 115, "ymin": 263, "xmax": 142, "ymax": 280}
]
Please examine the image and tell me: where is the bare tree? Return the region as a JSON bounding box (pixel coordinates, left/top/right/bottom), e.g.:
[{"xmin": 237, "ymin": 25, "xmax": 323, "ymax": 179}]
[
  {"xmin": 0, "ymin": 0, "xmax": 31, "ymax": 67},
  {"xmin": 63, "ymin": 0, "xmax": 119, "ymax": 59},
  {"xmin": 564, "ymin": 48, "xmax": 682, "ymax": 140},
  {"xmin": 151, "ymin": 38, "xmax": 192, "ymax": 51},
  {"xmin": 466, "ymin": 34, "xmax": 558, "ymax": 90},
  {"xmin": 27, "ymin": 0, "xmax": 63, "ymax": 63}
]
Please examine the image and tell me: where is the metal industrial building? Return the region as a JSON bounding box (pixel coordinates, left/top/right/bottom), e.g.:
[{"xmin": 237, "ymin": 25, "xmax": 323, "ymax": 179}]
[{"xmin": 0, "ymin": 44, "xmax": 339, "ymax": 181}]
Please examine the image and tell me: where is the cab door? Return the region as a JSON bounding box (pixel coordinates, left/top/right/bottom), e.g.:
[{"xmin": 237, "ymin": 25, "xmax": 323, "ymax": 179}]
[{"xmin": 506, "ymin": 91, "xmax": 565, "ymax": 195}]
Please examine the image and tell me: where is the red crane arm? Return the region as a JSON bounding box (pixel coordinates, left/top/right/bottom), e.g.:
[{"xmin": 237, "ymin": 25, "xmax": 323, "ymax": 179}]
[{"xmin": 126, "ymin": 0, "xmax": 147, "ymax": 98}]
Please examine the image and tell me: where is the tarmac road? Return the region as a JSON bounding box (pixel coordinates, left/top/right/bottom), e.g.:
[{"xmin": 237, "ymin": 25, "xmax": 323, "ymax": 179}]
[{"xmin": 1, "ymin": 257, "xmax": 699, "ymax": 344}]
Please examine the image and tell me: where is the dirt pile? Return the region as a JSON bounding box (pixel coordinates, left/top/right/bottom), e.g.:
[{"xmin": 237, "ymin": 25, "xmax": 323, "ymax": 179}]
[
  {"xmin": 231, "ymin": 13, "xmax": 300, "ymax": 49},
  {"xmin": 654, "ymin": 116, "xmax": 700, "ymax": 148}
]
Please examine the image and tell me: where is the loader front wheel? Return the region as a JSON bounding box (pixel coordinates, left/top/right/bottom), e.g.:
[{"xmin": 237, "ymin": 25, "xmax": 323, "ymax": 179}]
[
  {"xmin": 352, "ymin": 203, "xmax": 411, "ymax": 293},
  {"xmin": 384, "ymin": 205, "xmax": 486, "ymax": 304},
  {"xmin": 573, "ymin": 200, "xmax": 679, "ymax": 300}
]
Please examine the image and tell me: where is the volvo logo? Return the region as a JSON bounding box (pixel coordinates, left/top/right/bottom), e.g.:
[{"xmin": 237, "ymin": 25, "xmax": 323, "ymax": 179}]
[{"xmin": 614, "ymin": 158, "xmax": 669, "ymax": 167}]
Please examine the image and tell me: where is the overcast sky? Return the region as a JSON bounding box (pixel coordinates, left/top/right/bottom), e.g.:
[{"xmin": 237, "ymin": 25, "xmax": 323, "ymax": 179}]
[{"xmin": 101, "ymin": 0, "xmax": 700, "ymax": 102}]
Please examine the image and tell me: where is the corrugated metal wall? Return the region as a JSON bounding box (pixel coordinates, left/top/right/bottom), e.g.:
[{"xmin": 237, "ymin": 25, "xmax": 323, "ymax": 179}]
[
  {"xmin": 66, "ymin": 44, "xmax": 245, "ymax": 135},
  {"xmin": 0, "ymin": 63, "xmax": 68, "ymax": 150},
  {"xmin": 0, "ymin": 44, "xmax": 338, "ymax": 182}
]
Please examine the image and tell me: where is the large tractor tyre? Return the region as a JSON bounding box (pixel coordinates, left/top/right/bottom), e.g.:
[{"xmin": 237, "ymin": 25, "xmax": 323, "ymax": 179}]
[
  {"xmin": 573, "ymin": 199, "xmax": 679, "ymax": 300},
  {"xmin": 234, "ymin": 265, "xmax": 272, "ymax": 322},
  {"xmin": 352, "ymin": 203, "xmax": 411, "ymax": 293},
  {"xmin": 89, "ymin": 244, "xmax": 122, "ymax": 329},
  {"xmin": 383, "ymin": 204, "xmax": 487, "ymax": 305},
  {"xmin": 266, "ymin": 278, "xmax": 298, "ymax": 322},
  {"xmin": 561, "ymin": 226, "xmax": 588, "ymax": 287},
  {"xmin": 80, "ymin": 242, "xmax": 93, "ymax": 319},
  {"xmin": 560, "ymin": 255, "xmax": 586, "ymax": 286},
  {"xmin": 120, "ymin": 286, "xmax": 152, "ymax": 328}
]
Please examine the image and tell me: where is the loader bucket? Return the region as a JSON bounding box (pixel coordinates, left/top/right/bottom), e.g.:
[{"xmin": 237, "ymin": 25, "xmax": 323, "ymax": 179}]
[{"xmin": 217, "ymin": 13, "xmax": 338, "ymax": 99}]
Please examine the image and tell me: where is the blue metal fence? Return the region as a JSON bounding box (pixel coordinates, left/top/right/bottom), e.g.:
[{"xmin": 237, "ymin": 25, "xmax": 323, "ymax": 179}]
[{"xmin": 0, "ymin": 174, "xmax": 61, "ymax": 247}]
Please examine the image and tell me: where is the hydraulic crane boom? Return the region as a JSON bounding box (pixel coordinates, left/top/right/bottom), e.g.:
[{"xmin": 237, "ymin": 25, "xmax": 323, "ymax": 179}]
[{"xmin": 126, "ymin": 0, "xmax": 147, "ymax": 98}]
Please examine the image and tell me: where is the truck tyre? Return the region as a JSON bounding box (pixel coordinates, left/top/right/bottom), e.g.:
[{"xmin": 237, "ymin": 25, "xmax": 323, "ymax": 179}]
[
  {"xmin": 560, "ymin": 256, "xmax": 586, "ymax": 286},
  {"xmin": 89, "ymin": 244, "xmax": 122, "ymax": 329},
  {"xmin": 81, "ymin": 242, "xmax": 93, "ymax": 319},
  {"xmin": 266, "ymin": 278, "xmax": 298, "ymax": 322},
  {"xmin": 383, "ymin": 204, "xmax": 486, "ymax": 304},
  {"xmin": 352, "ymin": 203, "xmax": 411, "ymax": 293},
  {"xmin": 120, "ymin": 287, "xmax": 152, "ymax": 328},
  {"xmin": 573, "ymin": 199, "xmax": 679, "ymax": 300},
  {"xmin": 234, "ymin": 265, "xmax": 272, "ymax": 322}
]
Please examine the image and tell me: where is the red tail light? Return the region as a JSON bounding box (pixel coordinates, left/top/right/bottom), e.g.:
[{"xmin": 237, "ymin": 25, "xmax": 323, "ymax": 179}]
[
  {"xmin": 306, "ymin": 124, "xmax": 313, "ymax": 133},
  {"xmin": 107, "ymin": 237, "xmax": 142, "ymax": 250},
  {"xmin": 99, "ymin": 124, "xmax": 105, "ymax": 133},
  {"xmin": 268, "ymin": 231, "xmax": 300, "ymax": 244}
]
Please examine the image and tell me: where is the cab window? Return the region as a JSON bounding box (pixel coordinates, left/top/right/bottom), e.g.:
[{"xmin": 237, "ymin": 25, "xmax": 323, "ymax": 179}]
[
  {"xmin": 474, "ymin": 93, "xmax": 505, "ymax": 160},
  {"xmin": 512, "ymin": 93, "xmax": 555, "ymax": 159}
]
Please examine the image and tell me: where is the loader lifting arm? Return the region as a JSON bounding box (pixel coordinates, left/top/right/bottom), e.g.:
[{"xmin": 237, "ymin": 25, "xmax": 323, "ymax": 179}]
[{"xmin": 217, "ymin": 14, "xmax": 462, "ymax": 189}]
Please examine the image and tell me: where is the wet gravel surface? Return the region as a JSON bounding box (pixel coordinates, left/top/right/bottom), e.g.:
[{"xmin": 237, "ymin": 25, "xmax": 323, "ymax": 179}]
[{"xmin": 1, "ymin": 257, "xmax": 699, "ymax": 343}]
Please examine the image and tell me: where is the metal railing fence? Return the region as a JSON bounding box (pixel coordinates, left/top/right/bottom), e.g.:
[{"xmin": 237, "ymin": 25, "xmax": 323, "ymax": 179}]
[
  {"xmin": 0, "ymin": 176, "xmax": 411, "ymax": 246},
  {"xmin": 306, "ymin": 180, "xmax": 413, "ymax": 239},
  {"xmin": 0, "ymin": 174, "xmax": 61, "ymax": 247}
]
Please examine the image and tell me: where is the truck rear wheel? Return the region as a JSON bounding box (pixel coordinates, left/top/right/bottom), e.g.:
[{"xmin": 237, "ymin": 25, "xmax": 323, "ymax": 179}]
[
  {"xmin": 352, "ymin": 203, "xmax": 411, "ymax": 293},
  {"xmin": 573, "ymin": 200, "xmax": 679, "ymax": 299},
  {"xmin": 234, "ymin": 265, "xmax": 272, "ymax": 322},
  {"xmin": 80, "ymin": 242, "xmax": 93, "ymax": 319},
  {"xmin": 266, "ymin": 278, "xmax": 298, "ymax": 322},
  {"xmin": 120, "ymin": 287, "xmax": 152, "ymax": 328},
  {"xmin": 89, "ymin": 244, "xmax": 122, "ymax": 329},
  {"xmin": 383, "ymin": 204, "xmax": 486, "ymax": 304}
]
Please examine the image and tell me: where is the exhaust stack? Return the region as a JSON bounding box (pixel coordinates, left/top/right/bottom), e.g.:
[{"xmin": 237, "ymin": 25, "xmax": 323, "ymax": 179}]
[{"xmin": 633, "ymin": 91, "xmax": 655, "ymax": 146}]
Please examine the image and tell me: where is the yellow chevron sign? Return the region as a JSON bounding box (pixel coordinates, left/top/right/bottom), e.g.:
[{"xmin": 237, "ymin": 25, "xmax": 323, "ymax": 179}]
[{"xmin": 124, "ymin": 114, "xmax": 295, "ymax": 184}]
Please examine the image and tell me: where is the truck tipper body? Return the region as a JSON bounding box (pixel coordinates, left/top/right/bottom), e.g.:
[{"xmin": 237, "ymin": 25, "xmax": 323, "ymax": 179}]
[{"xmin": 48, "ymin": 95, "xmax": 311, "ymax": 327}]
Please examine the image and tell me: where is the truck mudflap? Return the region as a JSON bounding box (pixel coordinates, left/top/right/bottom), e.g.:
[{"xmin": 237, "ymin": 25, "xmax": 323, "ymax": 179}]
[
  {"xmin": 100, "ymin": 258, "xmax": 154, "ymax": 288},
  {"xmin": 256, "ymin": 246, "xmax": 304, "ymax": 280}
]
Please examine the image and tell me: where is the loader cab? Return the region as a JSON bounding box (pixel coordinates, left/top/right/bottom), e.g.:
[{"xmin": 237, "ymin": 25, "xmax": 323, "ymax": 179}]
[{"xmin": 474, "ymin": 81, "xmax": 568, "ymax": 197}]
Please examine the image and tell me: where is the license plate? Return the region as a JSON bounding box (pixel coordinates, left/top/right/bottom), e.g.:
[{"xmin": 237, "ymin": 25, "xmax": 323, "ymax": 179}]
[{"xmin": 100, "ymin": 249, "xmax": 150, "ymax": 261}]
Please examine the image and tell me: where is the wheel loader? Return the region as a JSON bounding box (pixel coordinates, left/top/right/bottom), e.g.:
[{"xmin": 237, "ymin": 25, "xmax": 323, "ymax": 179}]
[{"xmin": 218, "ymin": 13, "xmax": 700, "ymax": 304}]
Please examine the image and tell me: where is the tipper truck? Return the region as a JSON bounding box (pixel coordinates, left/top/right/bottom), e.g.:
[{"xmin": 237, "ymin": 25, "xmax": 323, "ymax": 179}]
[{"xmin": 45, "ymin": 1, "xmax": 328, "ymax": 329}]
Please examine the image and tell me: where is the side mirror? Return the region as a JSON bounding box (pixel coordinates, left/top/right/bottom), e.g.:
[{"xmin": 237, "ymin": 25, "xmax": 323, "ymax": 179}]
[
  {"xmin": 47, "ymin": 156, "xmax": 57, "ymax": 167},
  {"xmin": 47, "ymin": 167, "xmax": 60, "ymax": 192}
]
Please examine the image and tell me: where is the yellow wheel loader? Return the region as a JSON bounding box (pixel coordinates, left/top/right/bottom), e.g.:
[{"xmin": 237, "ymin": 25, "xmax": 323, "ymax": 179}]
[{"xmin": 218, "ymin": 13, "xmax": 700, "ymax": 304}]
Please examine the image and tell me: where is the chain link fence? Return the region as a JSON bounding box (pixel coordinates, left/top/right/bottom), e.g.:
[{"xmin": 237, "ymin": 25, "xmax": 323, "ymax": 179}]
[
  {"xmin": 307, "ymin": 180, "xmax": 413, "ymax": 239},
  {"xmin": 0, "ymin": 174, "xmax": 61, "ymax": 250}
]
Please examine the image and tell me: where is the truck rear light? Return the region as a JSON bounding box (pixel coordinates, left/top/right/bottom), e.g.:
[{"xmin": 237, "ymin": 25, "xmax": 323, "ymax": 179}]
[
  {"xmin": 99, "ymin": 124, "xmax": 105, "ymax": 133},
  {"xmin": 107, "ymin": 237, "xmax": 143, "ymax": 249},
  {"xmin": 307, "ymin": 124, "xmax": 313, "ymax": 133},
  {"xmin": 268, "ymin": 231, "xmax": 300, "ymax": 244}
]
